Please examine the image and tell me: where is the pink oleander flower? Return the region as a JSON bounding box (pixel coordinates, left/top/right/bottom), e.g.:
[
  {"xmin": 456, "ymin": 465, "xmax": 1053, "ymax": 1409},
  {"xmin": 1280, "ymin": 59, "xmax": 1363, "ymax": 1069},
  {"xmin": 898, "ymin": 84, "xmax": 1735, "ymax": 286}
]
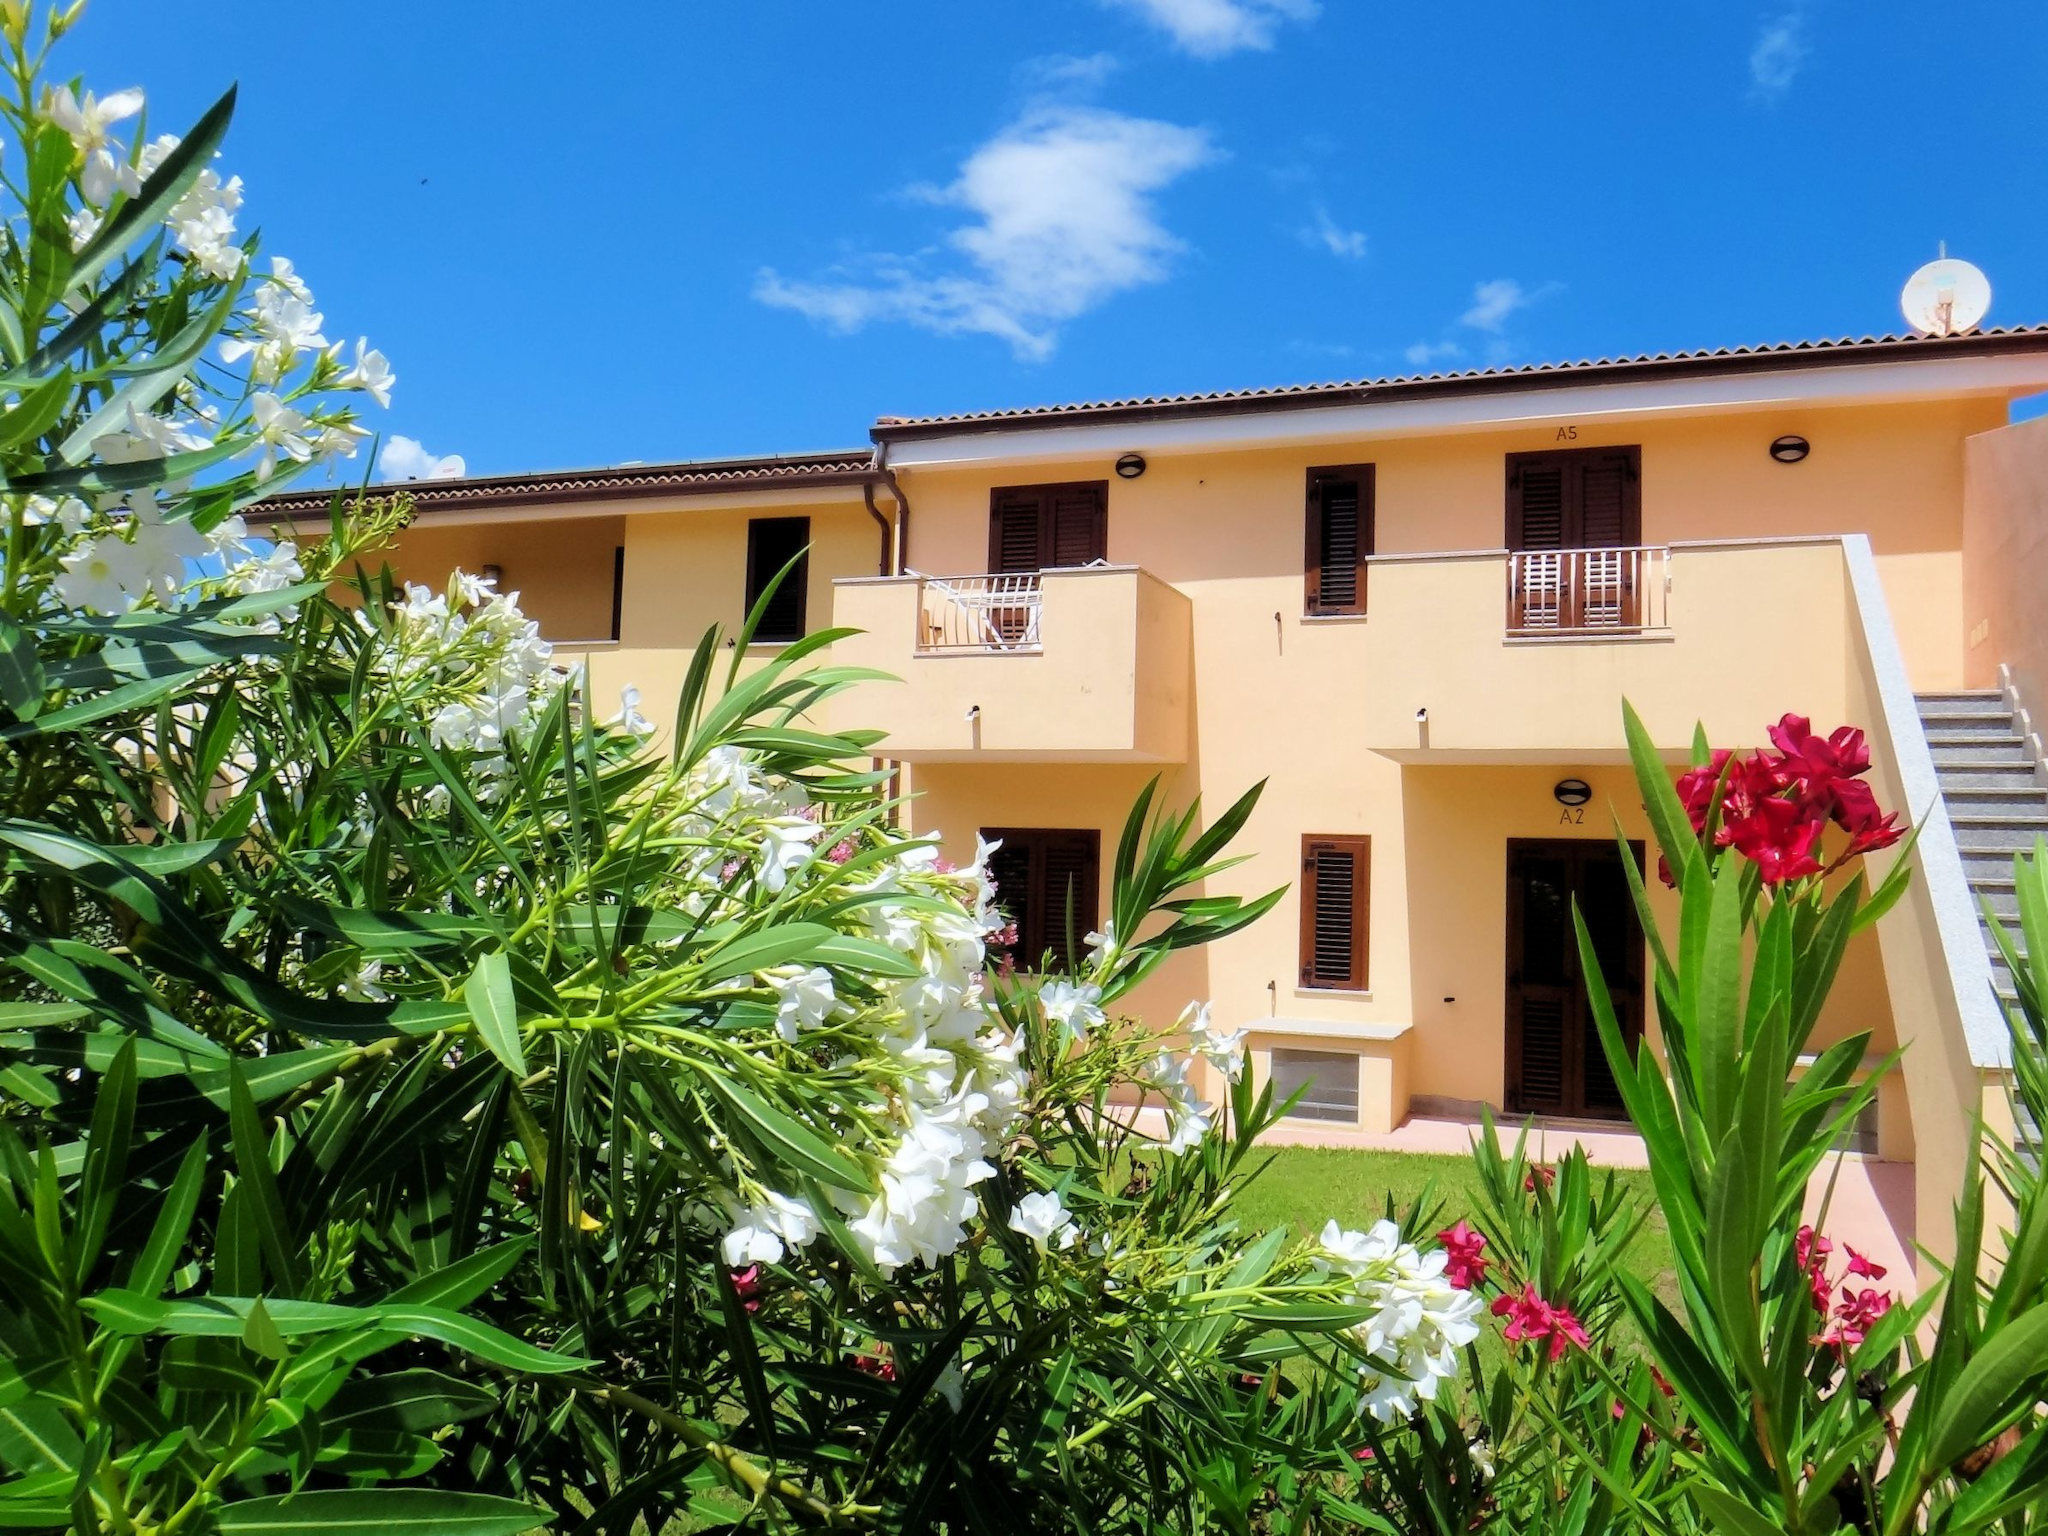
[
  {"xmin": 730, "ymin": 1264, "xmax": 763, "ymax": 1314},
  {"xmin": 1436, "ymin": 1220, "xmax": 1491, "ymax": 1291},
  {"xmin": 1491, "ymin": 1284, "xmax": 1590, "ymax": 1362},
  {"xmin": 826, "ymin": 838, "xmax": 857, "ymax": 864},
  {"xmin": 1523, "ymin": 1165, "xmax": 1555, "ymax": 1193},
  {"xmin": 1815, "ymin": 1286, "xmax": 1893, "ymax": 1350},
  {"xmin": 1843, "ymin": 1243, "xmax": 1887, "ymax": 1280}
]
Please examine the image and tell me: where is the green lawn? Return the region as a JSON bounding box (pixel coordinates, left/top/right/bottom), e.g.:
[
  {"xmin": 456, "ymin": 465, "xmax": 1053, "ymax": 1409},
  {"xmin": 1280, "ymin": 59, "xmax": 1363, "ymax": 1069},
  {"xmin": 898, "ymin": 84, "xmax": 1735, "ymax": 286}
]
[{"xmin": 1230, "ymin": 1144, "xmax": 1675, "ymax": 1294}]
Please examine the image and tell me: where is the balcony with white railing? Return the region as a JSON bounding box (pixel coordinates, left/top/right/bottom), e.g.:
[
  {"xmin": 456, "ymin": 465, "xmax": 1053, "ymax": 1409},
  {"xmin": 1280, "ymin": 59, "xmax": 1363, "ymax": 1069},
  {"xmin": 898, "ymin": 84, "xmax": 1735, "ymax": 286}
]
[
  {"xmin": 1506, "ymin": 545, "xmax": 1670, "ymax": 637},
  {"xmin": 913, "ymin": 572, "xmax": 1045, "ymax": 654},
  {"xmin": 828, "ymin": 565, "xmax": 1192, "ymax": 761},
  {"xmin": 1349, "ymin": 537, "xmax": 1855, "ymax": 757}
]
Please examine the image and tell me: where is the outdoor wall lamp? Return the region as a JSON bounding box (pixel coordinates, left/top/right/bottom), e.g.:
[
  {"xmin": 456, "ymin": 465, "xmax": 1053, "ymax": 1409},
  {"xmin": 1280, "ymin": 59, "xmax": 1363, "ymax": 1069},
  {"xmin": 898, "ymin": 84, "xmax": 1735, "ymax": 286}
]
[
  {"xmin": 1114, "ymin": 453, "xmax": 1147, "ymax": 479},
  {"xmin": 1554, "ymin": 778, "xmax": 1593, "ymax": 807},
  {"xmin": 1769, "ymin": 435, "xmax": 1811, "ymax": 463}
]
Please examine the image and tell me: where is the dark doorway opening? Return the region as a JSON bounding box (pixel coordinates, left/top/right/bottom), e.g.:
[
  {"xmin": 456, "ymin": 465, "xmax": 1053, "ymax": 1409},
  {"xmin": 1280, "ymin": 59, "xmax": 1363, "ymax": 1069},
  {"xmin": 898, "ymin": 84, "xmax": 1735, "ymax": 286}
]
[{"xmin": 1505, "ymin": 838, "xmax": 1646, "ymax": 1119}]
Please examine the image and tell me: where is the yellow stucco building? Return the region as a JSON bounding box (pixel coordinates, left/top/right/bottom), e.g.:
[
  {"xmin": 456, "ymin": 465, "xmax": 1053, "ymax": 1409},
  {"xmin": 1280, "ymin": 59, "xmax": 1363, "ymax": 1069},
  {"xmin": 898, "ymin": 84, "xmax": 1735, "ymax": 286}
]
[{"xmin": 265, "ymin": 327, "xmax": 2048, "ymax": 1261}]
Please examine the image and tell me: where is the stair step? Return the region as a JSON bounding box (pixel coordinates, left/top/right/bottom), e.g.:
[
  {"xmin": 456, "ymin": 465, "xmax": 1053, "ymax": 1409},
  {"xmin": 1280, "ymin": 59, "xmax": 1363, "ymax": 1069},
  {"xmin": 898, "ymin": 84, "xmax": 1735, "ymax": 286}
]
[
  {"xmin": 1924, "ymin": 718, "xmax": 2027, "ymax": 740},
  {"xmin": 1932, "ymin": 740, "xmax": 2035, "ymax": 766},
  {"xmin": 1941, "ymin": 786, "xmax": 2048, "ymax": 816},
  {"xmin": 1933, "ymin": 765, "xmax": 2044, "ymax": 790},
  {"xmin": 1916, "ymin": 691, "xmax": 2010, "ymax": 717},
  {"xmin": 1964, "ymin": 847, "xmax": 2035, "ymax": 879},
  {"xmin": 1951, "ymin": 817, "xmax": 2048, "ymax": 851}
]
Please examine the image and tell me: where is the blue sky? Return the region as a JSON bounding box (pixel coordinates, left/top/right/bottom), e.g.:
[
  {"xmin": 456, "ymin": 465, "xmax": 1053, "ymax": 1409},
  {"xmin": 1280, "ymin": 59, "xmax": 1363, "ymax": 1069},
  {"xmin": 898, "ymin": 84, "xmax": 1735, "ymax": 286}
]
[{"xmin": 67, "ymin": 0, "xmax": 2048, "ymax": 477}]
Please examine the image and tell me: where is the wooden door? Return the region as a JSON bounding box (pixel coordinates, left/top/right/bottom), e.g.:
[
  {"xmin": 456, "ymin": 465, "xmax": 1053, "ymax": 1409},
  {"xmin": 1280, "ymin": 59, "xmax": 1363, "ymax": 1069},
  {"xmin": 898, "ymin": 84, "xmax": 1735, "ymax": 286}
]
[{"xmin": 1505, "ymin": 838, "xmax": 1645, "ymax": 1119}]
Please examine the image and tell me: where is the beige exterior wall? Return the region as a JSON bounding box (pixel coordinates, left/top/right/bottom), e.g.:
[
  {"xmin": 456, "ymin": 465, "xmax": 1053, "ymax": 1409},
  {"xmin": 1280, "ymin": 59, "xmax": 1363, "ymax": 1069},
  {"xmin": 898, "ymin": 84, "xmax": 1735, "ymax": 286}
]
[
  {"xmin": 1963, "ymin": 414, "xmax": 2048, "ymax": 707},
  {"xmin": 371, "ymin": 515, "xmax": 627, "ymax": 643},
  {"xmin": 359, "ymin": 380, "xmax": 2035, "ymax": 1258}
]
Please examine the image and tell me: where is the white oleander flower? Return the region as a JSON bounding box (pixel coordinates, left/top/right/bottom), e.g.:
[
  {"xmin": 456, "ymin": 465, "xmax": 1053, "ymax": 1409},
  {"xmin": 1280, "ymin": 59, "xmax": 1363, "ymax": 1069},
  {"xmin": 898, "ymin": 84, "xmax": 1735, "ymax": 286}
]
[
  {"xmin": 1038, "ymin": 978, "xmax": 1104, "ymax": 1042},
  {"xmin": 769, "ymin": 965, "xmax": 838, "ymax": 1043},
  {"xmin": 44, "ymin": 85, "xmax": 143, "ymax": 157},
  {"xmin": 337, "ymin": 337, "xmax": 395, "ymax": 406},
  {"xmin": 608, "ymin": 684, "xmax": 654, "ymax": 736},
  {"xmin": 1182, "ymin": 1000, "xmax": 1247, "ymax": 1082},
  {"xmin": 1150, "ymin": 1049, "xmax": 1212, "ymax": 1153},
  {"xmin": 1083, "ymin": 920, "xmax": 1119, "ymax": 971},
  {"xmin": 242, "ymin": 392, "xmax": 316, "ymax": 481},
  {"xmin": 92, "ymin": 404, "xmax": 210, "ymax": 464},
  {"xmin": 340, "ymin": 960, "xmax": 389, "ymax": 1002},
  {"xmin": 758, "ymin": 815, "xmax": 821, "ymax": 893},
  {"xmin": 721, "ymin": 1191, "xmax": 822, "ymax": 1266},
  {"xmin": 1314, "ymin": 1219, "xmax": 1483, "ymax": 1423},
  {"xmin": 1008, "ymin": 1189, "xmax": 1079, "ymax": 1252},
  {"xmin": 54, "ymin": 534, "xmax": 147, "ymax": 613}
]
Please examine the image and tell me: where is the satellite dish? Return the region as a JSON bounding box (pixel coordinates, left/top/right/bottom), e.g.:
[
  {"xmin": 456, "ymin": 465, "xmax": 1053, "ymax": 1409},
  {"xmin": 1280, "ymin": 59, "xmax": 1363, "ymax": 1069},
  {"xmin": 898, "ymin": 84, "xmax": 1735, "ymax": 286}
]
[{"xmin": 1900, "ymin": 256, "xmax": 1991, "ymax": 337}]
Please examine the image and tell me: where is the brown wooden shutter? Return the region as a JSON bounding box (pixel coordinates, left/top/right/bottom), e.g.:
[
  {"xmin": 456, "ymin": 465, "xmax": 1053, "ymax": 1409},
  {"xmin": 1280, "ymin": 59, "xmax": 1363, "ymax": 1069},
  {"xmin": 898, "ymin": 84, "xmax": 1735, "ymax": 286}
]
[
  {"xmin": 1298, "ymin": 834, "xmax": 1370, "ymax": 989},
  {"xmin": 1506, "ymin": 446, "xmax": 1641, "ymax": 550},
  {"xmin": 1304, "ymin": 465, "xmax": 1372, "ymax": 616},
  {"xmin": 1039, "ymin": 832, "xmax": 1099, "ymax": 970},
  {"xmin": 1577, "ymin": 451, "xmax": 1639, "ymax": 547},
  {"xmin": 1508, "ymin": 460, "xmax": 1568, "ymax": 550},
  {"xmin": 981, "ymin": 827, "xmax": 1100, "ymax": 973},
  {"xmin": 989, "ymin": 492, "xmax": 1043, "ymax": 573},
  {"xmin": 1048, "ymin": 484, "xmax": 1108, "ymax": 568},
  {"xmin": 988, "ymin": 482, "xmax": 1108, "ymax": 571}
]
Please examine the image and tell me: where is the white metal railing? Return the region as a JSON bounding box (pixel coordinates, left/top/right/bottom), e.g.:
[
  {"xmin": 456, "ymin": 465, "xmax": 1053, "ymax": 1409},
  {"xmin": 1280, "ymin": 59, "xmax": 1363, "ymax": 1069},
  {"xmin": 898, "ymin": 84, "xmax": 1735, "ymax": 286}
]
[
  {"xmin": 914, "ymin": 573, "xmax": 1044, "ymax": 654},
  {"xmin": 1506, "ymin": 545, "xmax": 1669, "ymax": 636}
]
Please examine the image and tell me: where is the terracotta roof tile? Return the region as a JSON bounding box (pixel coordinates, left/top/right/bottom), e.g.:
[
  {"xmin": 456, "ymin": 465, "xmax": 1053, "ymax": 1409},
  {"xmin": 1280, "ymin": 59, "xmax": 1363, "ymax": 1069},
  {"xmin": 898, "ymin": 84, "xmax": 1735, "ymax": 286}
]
[
  {"xmin": 870, "ymin": 325, "xmax": 2048, "ymax": 436},
  {"xmin": 256, "ymin": 450, "xmax": 879, "ymax": 518}
]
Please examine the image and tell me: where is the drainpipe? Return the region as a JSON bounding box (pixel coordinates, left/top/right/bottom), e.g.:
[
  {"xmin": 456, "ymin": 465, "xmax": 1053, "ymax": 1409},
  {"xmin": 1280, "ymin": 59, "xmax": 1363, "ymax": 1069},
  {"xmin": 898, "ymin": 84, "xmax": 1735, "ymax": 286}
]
[
  {"xmin": 861, "ymin": 477, "xmax": 892, "ymax": 576},
  {"xmin": 861, "ymin": 442, "xmax": 912, "ymax": 575},
  {"xmin": 861, "ymin": 443, "xmax": 913, "ymax": 823}
]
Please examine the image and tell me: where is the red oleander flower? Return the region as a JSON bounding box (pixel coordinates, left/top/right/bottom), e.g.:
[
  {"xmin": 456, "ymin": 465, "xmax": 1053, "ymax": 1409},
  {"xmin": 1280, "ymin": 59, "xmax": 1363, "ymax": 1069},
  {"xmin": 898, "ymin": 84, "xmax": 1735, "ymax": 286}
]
[
  {"xmin": 1523, "ymin": 1165, "xmax": 1556, "ymax": 1193},
  {"xmin": 1795, "ymin": 1224, "xmax": 1832, "ymax": 1275},
  {"xmin": 1843, "ymin": 1244, "xmax": 1887, "ymax": 1281},
  {"xmin": 730, "ymin": 1264, "xmax": 764, "ymax": 1314},
  {"xmin": 1727, "ymin": 795, "xmax": 1824, "ymax": 884},
  {"xmin": 1491, "ymin": 1284, "xmax": 1590, "ymax": 1362},
  {"xmin": 1815, "ymin": 1287, "xmax": 1893, "ymax": 1350},
  {"xmin": 1667, "ymin": 716, "xmax": 1904, "ymax": 885},
  {"xmin": 852, "ymin": 1351, "xmax": 897, "ymax": 1382},
  {"xmin": 1437, "ymin": 1221, "xmax": 1491, "ymax": 1291}
]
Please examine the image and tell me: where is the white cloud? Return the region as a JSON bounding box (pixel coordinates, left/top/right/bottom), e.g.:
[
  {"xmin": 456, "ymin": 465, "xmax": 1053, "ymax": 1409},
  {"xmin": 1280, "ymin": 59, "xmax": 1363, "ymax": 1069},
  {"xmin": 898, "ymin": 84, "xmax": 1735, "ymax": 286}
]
[
  {"xmin": 756, "ymin": 107, "xmax": 1214, "ymax": 361},
  {"xmin": 1403, "ymin": 340, "xmax": 1464, "ymax": 368},
  {"xmin": 1019, "ymin": 52, "xmax": 1120, "ymax": 91},
  {"xmin": 1099, "ymin": 0, "xmax": 1318, "ymax": 58},
  {"xmin": 1749, "ymin": 7, "xmax": 1808, "ymax": 98},
  {"xmin": 1302, "ymin": 206, "xmax": 1367, "ymax": 260},
  {"xmin": 1460, "ymin": 278, "xmax": 1535, "ymax": 332},
  {"xmin": 380, "ymin": 435, "xmax": 466, "ymax": 482}
]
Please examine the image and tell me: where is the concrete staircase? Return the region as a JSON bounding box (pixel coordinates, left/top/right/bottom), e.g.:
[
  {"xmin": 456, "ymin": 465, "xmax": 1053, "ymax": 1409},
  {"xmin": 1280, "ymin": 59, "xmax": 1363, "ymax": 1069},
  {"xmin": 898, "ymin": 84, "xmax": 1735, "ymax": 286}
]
[
  {"xmin": 1916, "ymin": 690, "xmax": 2046, "ymax": 1007},
  {"xmin": 1917, "ymin": 689, "xmax": 2046, "ymax": 1168}
]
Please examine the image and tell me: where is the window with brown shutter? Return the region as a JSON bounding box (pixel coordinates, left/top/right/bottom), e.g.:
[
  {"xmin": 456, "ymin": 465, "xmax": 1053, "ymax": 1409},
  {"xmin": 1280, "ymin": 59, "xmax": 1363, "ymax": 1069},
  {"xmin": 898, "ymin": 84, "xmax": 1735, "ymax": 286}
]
[
  {"xmin": 745, "ymin": 516, "xmax": 810, "ymax": 643},
  {"xmin": 988, "ymin": 482, "xmax": 1108, "ymax": 572},
  {"xmin": 1505, "ymin": 446, "xmax": 1641, "ymax": 551},
  {"xmin": 1299, "ymin": 834, "xmax": 1370, "ymax": 990},
  {"xmin": 982, "ymin": 827, "xmax": 1100, "ymax": 973},
  {"xmin": 1304, "ymin": 464, "xmax": 1373, "ymax": 616}
]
